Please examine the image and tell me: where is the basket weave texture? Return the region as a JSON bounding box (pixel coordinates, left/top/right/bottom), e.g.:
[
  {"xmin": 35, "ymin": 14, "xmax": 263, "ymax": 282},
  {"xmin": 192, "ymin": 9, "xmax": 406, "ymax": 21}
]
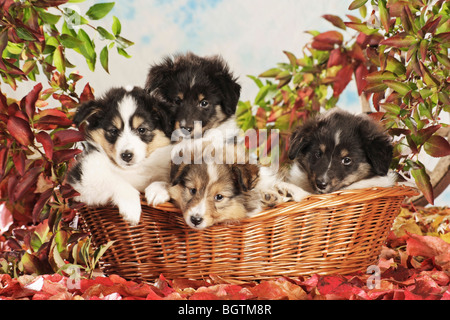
[{"xmin": 79, "ymin": 185, "xmax": 418, "ymax": 281}]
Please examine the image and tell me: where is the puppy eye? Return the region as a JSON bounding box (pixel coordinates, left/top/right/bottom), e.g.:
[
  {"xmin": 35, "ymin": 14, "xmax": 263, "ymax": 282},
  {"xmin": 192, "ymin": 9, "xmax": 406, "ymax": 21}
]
[
  {"xmin": 108, "ymin": 128, "xmax": 119, "ymax": 136},
  {"xmin": 199, "ymin": 100, "xmax": 209, "ymax": 108},
  {"xmin": 189, "ymin": 188, "xmax": 197, "ymax": 195},
  {"xmin": 137, "ymin": 127, "xmax": 147, "ymax": 135},
  {"xmin": 314, "ymin": 151, "xmax": 322, "ymax": 159},
  {"xmin": 214, "ymin": 194, "xmax": 224, "ymax": 201},
  {"xmin": 174, "ymin": 97, "xmax": 182, "ymax": 105},
  {"xmin": 342, "ymin": 157, "xmax": 352, "ymax": 165}
]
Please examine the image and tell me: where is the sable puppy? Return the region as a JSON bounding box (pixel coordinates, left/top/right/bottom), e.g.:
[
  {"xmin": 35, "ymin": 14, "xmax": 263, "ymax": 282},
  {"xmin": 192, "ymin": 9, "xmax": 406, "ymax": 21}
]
[
  {"xmin": 145, "ymin": 52, "xmax": 241, "ymax": 138},
  {"xmin": 285, "ymin": 108, "xmax": 395, "ymax": 196},
  {"xmin": 67, "ymin": 87, "xmax": 173, "ymax": 225}
]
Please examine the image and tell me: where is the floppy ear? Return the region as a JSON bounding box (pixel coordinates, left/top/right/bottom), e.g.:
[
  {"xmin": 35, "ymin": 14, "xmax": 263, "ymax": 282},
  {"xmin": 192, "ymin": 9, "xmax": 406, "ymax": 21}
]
[
  {"xmin": 288, "ymin": 126, "xmax": 311, "ymax": 160},
  {"xmin": 145, "ymin": 57, "xmax": 174, "ymax": 100},
  {"xmin": 209, "ymin": 56, "xmax": 241, "ymax": 116},
  {"xmin": 73, "ymin": 100, "xmax": 103, "ymax": 128},
  {"xmin": 170, "ymin": 163, "xmax": 189, "ymax": 186},
  {"xmin": 231, "ymin": 164, "xmax": 259, "ymax": 192},
  {"xmin": 358, "ymin": 120, "xmax": 393, "ymax": 176}
]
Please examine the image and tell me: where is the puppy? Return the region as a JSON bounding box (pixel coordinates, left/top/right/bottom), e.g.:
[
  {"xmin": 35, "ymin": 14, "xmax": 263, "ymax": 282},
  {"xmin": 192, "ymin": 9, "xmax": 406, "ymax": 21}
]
[
  {"xmin": 67, "ymin": 87, "xmax": 173, "ymax": 225},
  {"xmin": 284, "ymin": 108, "xmax": 396, "ymax": 198},
  {"xmin": 144, "ymin": 52, "xmax": 241, "ymax": 140},
  {"xmin": 168, "ymin": 142, "xmax": 280, "ymax": 230}
]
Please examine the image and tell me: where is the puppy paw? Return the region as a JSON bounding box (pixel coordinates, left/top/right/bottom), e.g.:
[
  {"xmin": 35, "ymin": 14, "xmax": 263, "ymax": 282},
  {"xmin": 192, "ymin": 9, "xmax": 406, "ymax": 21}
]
[
  {"xmin": 116, "ymin": 197, "xmax": 142, "ymax": 226},
  {"xmin": 275, "ymin": 182, "xmax": 309, "ymax": 202},
  {"xmin": 145, "ymin": 181, "xmax": 170, "ymax": 206},
  {"xmin": 260, "ymin": 190, "xmax": 282, "ymax": 208}
]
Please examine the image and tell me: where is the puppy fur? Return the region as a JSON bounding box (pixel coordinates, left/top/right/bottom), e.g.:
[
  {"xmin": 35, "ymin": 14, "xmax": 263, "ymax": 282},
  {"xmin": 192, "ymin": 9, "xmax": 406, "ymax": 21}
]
[
  {"xmin": 67, "ymin": 87, "xmax": 173, "ymax": 225},
  {"xmin": 144, "ymin": 52, "xmax": 241, "ymax": 140},
  {"xmin": 285, "ymin": 108, "xmax": 396, "ymax": 196},
  {"xmin": 168, "ymin": 142, "xmax": 280, "ymax": 230}
]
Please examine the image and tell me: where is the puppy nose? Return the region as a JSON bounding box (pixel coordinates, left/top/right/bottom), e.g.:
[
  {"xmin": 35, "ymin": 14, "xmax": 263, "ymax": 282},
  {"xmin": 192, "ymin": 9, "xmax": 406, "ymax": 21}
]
[
  {"xmin": 315, "ymin": 179, "xmax": 328, "ymax": 190},
  {"xmin": 190, "ymin": 215, "xmax": 203, "ymax": 227},
  {"xmin": 121, "ymin": 152, "xmax": 133, "ymax": 163}
]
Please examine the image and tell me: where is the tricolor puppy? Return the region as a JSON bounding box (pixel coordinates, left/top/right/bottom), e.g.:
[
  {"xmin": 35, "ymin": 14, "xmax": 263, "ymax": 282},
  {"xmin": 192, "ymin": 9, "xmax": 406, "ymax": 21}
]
[
  {"xmin": 168, "ymin": 143, "xmax": 280, "ymax": 230},
  {"xmin": 67, "ymin": 87, "xmax": 173, "ymax": 226},
  {"xmin": 144, "ymin": 52, "xmax": 241, "ymax": 139},
  {"xmin": 284, "ymin": 108, "xmax": 395, "ymax": 197}
]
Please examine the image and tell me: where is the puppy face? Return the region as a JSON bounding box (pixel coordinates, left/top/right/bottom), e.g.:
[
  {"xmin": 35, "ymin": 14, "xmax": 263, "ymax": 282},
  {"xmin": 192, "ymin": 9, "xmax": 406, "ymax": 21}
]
[
  {"xmin": 169, "ymin": 162, "xmax": 259, "ymax": 230},
  {"xmin": 73, "ymin": 87, "xmax": 171, "ymax": 169},
  {"xmin": 288, "ymin": 109, "xmax": 393, "ymax": 194},
  {"xmin": 145, "ymin": 52, "xmax": 241, "ymax": 136}
]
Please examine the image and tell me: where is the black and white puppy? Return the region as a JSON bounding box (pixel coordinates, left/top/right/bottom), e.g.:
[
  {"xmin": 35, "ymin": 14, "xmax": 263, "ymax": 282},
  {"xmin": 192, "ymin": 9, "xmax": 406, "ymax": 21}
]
[
  {"xmin": 67, "ymin": 87, "xmax": 173, "ymax": 225},
  {"xmin": 283, "ymin": 108, "xmax": 396, "ymax": 198},
  {"xmin": 144, "ymin": 52, "xmax": 241, "ymax": 139}
]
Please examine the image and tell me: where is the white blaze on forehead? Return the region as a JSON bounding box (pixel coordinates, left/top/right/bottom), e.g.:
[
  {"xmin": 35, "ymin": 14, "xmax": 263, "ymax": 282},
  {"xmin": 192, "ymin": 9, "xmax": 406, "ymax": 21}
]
[
  {"xmin": 118, "ymin": 95, "xmax": 137, "ymax": 128},
  {"xmin": 334, "ymin": 129, "xmax": 342, "ymax": 146},
  {"xmin": 207, "ymin": 163, "xmax": 219, "ymax": 184}
]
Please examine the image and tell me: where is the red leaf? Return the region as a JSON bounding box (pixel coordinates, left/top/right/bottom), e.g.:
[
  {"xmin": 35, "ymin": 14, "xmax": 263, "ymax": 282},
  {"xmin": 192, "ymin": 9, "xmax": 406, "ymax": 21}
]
[
  {"xmin": 13, "ymin": 167, "xmax": 43, "ymax": 201},
  {"xmin": 327, "ymin": 48, "xmax": 345, "ymax": 68},
  {"xmin": 12, "ymin": 151, "xmax": 25, "ymax": 176},
  {"xmin": 32, "ymin": 188, "xmax": 53, "ymax": 224},
  {"xmin": 37, "ymin": 115, "xmax": 72, "ymax": 127},
  {"xmin": 380, "ymin": 34, "xmax": 417, "ymax": 48},
  {"xmin": 52, "ymin": 129, "xmax": 84, "ymax": 147},
  {"xmin": 407, "ymin": 234, "xmax": 450, "ymax": 262},
  {"xmin": 424, "ymin": 135, "xmax": 450, "ymax": 158},
  {"xmin": 314, "ymin": 31, "xmax": 343, "ymax": 45},
  {"xmin": 311, "ymin": 40, "xmax": 335, "ymax": 51},
  {"xmin": 0, "ymin": 146, "xmax": 8, "ymax": 176},
  {"xmin": 52, "ymin": 148, "xmax": 82, "ymax": 163},
  {"xmin": 333, "ymin": 64, "xmax": 353, "ymax": 97},
  {"xmin": 35, "ymin": 131, "xmax": 54, "ymax": 160},
  {"xmin": 7, "ymin": 116, "xmax": 34, "ymax": 146},
  {"xmin": 322, "ymin": 14, "xmax": 347, "ymax": 30},
  {"xmin": 80, "ymin": 83, "xmax": 95, "ymax": 103},
  {"xmin": 22, "ymin": 83, "xmax": 42, "ymax": 119},
  {"xmin": 52, "ymin": 94, "xmax": 78, "ymax": 109},
  {"xmin": 421, "ymin": 16, "xmax": 442, "ymax": 35},
  {"xmin": 411, "ymin": 166, "xmax": 434, "ymax": 205},
  {"xmin": 355, "ymin": 64, "xmax": 368, "ymax": 95}
]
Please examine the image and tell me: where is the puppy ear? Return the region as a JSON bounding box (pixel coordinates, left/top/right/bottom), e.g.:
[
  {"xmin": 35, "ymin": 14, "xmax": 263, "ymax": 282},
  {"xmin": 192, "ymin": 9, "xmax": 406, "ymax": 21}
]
[
  {"xmin": 231, "ymin": 164, "xmax": 259, "ymax": 192},
  {"xmin": 73, "ymin": 100, "xmax": 103, "ymax": 128},
  {"xmin": 145, "ymin": 57, "xmax": 174, "ymax": 100},
  {"xmin": 358, "ymin": 119, "xmax": 393, "ymax": 176},
  {"xmin": 210, "ymin": 57, "xmax": 241, "ymax": 116},
  {"xmin": 170, "ymin": 163, "xmax": 189, "ymax": 186},
  {"xmin": 288, "ymin": 126, "xmax": 311, "ymax": 160}
]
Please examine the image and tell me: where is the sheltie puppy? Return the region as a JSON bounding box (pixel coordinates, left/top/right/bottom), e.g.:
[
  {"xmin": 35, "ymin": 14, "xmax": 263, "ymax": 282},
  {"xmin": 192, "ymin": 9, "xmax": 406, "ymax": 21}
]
[
  {"xmin": 283, "ymin": 108, "xmax": 396, "ymax": 198},
  {"xmin": 67, "ymin": 87, "xmax": 173, "ymax": 225},
  {"xmin": 168, "ymin": 142, "xmax": 281, "ymax": 230},
  {"xmin": 144, "ymin": 52, "xmax": 241, "ymax": 140}
]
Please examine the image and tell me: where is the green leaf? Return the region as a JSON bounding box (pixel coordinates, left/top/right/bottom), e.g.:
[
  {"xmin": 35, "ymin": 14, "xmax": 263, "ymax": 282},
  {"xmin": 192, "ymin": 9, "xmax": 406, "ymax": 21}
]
[
  {"xmin": 86, "ymin": 2, "xmax": 115, "ymax": 20},
  {"xmin": 344, "ymin": 22, "xmax": 379, "ymax": 35},
  {"xmin": 112, "ymin": 16, "xmax": 121, "ymax": 35},
  {"xmin": 59, "ymin": 34, "xmax": 84, "ymax": 48},
  {"xmin": 39, "ymin": 11, "xmax": 61, "ymax": 25},
  {"xmin": 348, "ymin": 0, "xmax": 368, "ymax": 10},
  {"xmin": 16, "ymin": 28, "xmax": 35, "ymax": 41},
  {"xmin": 117, "ymin": 47, "xmax": 131, "ymax": 58},
  {"xmin": 259, "ymin": 68, "xmax": 281, "ymax": 78},
  {"xmin": 378, "ymin": 0, "xmax": 390, "ymax": 32},
  {"xmin": 53, "ymin": 45, "xmax": 65, "ymax": 73},
  {"xmin": 115, "ymin": 35, "xmax": 134, "ymax": 49},
  {"xmin": 100, "ymin": 45, "xmax": 109, "ymax": 73},
  {"xmin": 380, "ymin": 34, "xmax": 418, "ymax": 48},
  {"xmin": 97, "ymin": 26, "xmax": 115, "ymax": 40},
  {"xmin": 383, "ymin": 80, "xmax": 411, "ymax": 96},
  {"xmin": 411, "ymin": 165, "xmax": 434, "ymax": 204},
  {"xmin": 77, "ymin": 29, "xmax": 96, "ymax": 71}
]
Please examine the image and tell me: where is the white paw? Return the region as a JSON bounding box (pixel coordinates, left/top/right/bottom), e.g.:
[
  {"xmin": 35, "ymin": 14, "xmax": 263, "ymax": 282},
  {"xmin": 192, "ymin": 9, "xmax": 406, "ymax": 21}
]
[
  {"xmin": 145, "ymin": 181, "xmax": 170, "ymax": 206},
  {"xmin": 116, "ymin": 198, "xmax": 142, "ymax": 226},
  {"xmin": 114, "ymin": 188, "xmax": 142, "ymax": 226},
  {"xmin": 275, "ymin": 182, "xmax": 309, "ymax": 202}
]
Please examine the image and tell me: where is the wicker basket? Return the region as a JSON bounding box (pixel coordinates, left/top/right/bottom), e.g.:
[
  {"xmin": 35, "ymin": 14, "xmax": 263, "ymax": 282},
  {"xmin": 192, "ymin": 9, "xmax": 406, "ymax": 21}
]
[{"xmin": 79, "ymin": 185, "xmax": 418, "ymax": 281}]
